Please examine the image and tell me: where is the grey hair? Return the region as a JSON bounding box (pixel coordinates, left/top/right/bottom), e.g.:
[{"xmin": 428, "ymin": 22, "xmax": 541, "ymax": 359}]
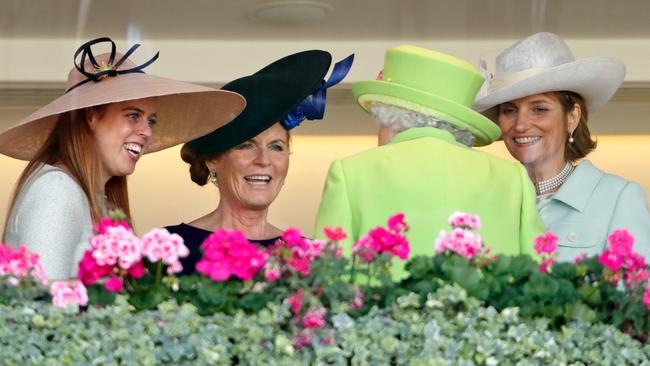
[{"xmin": 369, "ymin": 102, "xmax": 476, "ymax": 146}]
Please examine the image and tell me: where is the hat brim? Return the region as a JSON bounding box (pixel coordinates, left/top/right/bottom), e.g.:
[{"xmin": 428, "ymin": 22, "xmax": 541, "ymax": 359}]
[
  {"xmin": 473, "ymin": 57, "xmax": 625, "ymax": 122},
  {"xmin": 0, "ymin": 73, "xmax": 246, "ymax": 160},
  {"xmin": 353, "ymin": 80, "xmax": 501, "ymax": 146}
]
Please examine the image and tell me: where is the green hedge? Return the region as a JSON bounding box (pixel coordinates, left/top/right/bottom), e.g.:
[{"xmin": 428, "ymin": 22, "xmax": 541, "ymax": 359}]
[{"xmin": 2, "ymin": 285, "xmax": 649, "ymax": 365}]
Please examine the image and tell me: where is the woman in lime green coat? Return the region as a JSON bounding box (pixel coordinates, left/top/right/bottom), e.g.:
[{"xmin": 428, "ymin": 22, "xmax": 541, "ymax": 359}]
[{"xmin": 314, "ymin": 45, "xmax": 545, "ymax": 279}]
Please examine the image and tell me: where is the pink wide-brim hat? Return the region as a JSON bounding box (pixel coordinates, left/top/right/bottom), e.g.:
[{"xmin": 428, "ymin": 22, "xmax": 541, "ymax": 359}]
[
  {"xmin": 0, "ymin": 38, "xmax": 246, "ymax": 161},
  {"xmin": 473, "ymin": 32, "xmax": 625, "ymax": 122}
]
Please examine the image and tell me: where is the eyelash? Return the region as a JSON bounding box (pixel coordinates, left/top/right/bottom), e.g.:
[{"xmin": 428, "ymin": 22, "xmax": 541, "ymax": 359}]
[{"xmin": 235, "ymin": 143, "xmax": 285, "ymax": 151}]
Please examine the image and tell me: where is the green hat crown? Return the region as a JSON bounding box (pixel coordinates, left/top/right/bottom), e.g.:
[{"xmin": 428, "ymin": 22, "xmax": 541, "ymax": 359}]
[
  {"xmin": 352, "ymin": 45, "xmax": 501, "ymax": 146},
  {"xmin": 381, "ymin": 45, "xmax": 485, "ymax": 108}
]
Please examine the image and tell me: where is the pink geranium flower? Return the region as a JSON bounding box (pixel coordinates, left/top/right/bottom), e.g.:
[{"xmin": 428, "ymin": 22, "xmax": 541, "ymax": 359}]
[
  {"xmin": 352, "ymin": 214, "xmax": 410, "ymax": 263},
  {"xmin": 539, "ymin": 257, "xmax": 556, "ymax": 274},
  {"xmin": 50, "ymin": 280, "xmax": 88, "ymax": 308},
  {"xmin": 196, "ymin": 229, "xmax": 266, "ymax": 282},
  {"xmin": 534, "ymin": 231, "xmax": 559, "ymax": 256},
  {"xmin": 141, "ymin": 228, "xmax": 189, "ymax": 274},
  {"xmin": 302, "ymin": 308, "xmax": 327, "ymax": 329},
  {"xmin": 0, "ymin": 244, "xmax": 48, "ymax": 285},
  {"xmin": 435, "ymin": 228, "xmax": 484, "ymax": 260},
  {"xmin": 104, "ymin": 275, "xmax": 123, "ymax": 293},
  {"xmin": 448, "ymin": 212, "xmax": 481, "ymax": 230},
  {"xmin": 607, "ymin": 229, "xmax": 635, "ymax": 257},
  {"xmin": 288, "ymin": 290, "xmax": 304, "ymax": 314}
]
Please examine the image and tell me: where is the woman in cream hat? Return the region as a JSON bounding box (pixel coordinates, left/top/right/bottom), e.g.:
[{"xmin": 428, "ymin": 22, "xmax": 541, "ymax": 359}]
[
  {"xmin": 474, "ymin": 32, "xmax": 650, "ymax": 262},
  {"xmin": 1, "ymin": 37, "xmax": 245, "ymax": 279}
]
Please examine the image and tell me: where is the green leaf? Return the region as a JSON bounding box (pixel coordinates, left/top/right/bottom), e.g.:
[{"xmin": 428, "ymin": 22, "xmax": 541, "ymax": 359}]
[
  {"xmin": 523, "ymin": 272, "xmax": 559, "ymax": 300},
  {"xmin": 86, "ymin": 283, "xmax": 116, "ymax": 306}
]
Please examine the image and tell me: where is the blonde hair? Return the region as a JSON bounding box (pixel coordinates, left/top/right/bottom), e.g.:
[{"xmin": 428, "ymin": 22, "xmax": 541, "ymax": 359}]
[{"xmin": 3, "ymin": 106, "xmax": 131, "ymax": 238}]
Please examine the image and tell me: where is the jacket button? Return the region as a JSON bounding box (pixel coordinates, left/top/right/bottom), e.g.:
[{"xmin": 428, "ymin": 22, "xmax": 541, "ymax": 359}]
[{"xmin": 567, "ymin": 232, "xmax": 577, "ymax": 242}]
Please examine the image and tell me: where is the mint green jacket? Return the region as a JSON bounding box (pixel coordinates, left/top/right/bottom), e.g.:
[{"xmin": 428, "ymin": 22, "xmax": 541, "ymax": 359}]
[
  {"xmin": 314, "ymin": 127, "xmax": 545, "ymax": 279},
  {"xmin": 538, "ymin": 160, "xmax": 650, "ymax": 262}
]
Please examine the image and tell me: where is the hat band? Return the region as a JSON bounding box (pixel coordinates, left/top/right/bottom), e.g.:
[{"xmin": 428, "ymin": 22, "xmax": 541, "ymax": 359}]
[
  {"xmin": 488, "ymin": 66, "xmax": 552, "ymax": 93},
  {"xmin": 281, "ymin": 54, "xmax": 354, "ymax": 130}
]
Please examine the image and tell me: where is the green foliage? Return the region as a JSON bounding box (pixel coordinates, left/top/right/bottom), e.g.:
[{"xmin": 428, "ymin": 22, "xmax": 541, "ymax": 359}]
[
  {"xmin": 2, "ymin": 285, "xmax": 649, "ymax": 365},
  {"xmin": 400, "ymin": 252, "xmax": 650, "ymax": 341}
]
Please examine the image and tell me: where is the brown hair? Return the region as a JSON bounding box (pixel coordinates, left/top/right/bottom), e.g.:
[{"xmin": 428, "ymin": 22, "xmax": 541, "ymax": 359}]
[
  {"xmin": 180, "ymin": 143, "xmax": 221, "ymax": 186},
  {"xmin": 555, "ymin": 91, "xmax": 597, "ymax": 162},
  {"xmin": 4, "ymin": 106, "xmax": 131, "ymax": 237}
]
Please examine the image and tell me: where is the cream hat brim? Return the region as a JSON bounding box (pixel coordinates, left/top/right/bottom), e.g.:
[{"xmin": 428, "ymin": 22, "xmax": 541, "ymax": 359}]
[{"xmin": 473, "ymin": 57, "xmax": 625, "ymax": 122}]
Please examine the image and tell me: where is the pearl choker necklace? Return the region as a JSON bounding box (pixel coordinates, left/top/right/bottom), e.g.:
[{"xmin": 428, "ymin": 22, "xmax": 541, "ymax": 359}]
[{"xmin": 535, "ymin": 162, "xmax": 575, "ymax": 195}]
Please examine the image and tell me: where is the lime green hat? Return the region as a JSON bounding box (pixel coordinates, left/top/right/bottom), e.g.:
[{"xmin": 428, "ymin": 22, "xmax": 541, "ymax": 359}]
[{"xmin": 352, "ymin": 45, "xmax": 501, "ymax": 146}]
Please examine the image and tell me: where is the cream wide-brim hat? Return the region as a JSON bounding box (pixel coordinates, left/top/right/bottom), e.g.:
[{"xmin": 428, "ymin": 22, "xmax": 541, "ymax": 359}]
[
  {"xmin": 0, "ymin": 38, "xmax": 246, "ymax": 161},
  {"xmin": 472, "ymin": 32, "xmax": 625, "ymax": 122}
]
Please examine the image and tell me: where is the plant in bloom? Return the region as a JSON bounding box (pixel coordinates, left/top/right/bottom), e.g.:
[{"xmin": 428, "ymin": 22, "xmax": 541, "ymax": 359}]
[
  {"xmin": 534, "ymin": 231, "xmax": 559, "ymax": 273},
  {"xmin": 196, "ymin": 229, "xmax": 266, "ymax": 281},
  {"xmin": 50, "ymin": 280, "xmax": 88, "ymax": 308},
  {"xmin": 352, "ymin": 213, "xmax": 410, "ymax": 264},
  {"xmin": 78, "ymin": 212, "xmax": 189, "ymax": 296},
  {"xmin": 599, "ymin": 229, "xmax": 648, "ymax": 286},
  {"xmin": 0, "ymin": 244, "xmax": 48, "ymax": 286},
  {"xmin": 141, "ymin": 229, "xmax": 189, "ymax": 275},
  {"xmin": 435, "ymin": 212, "xmax": 491, "ymax": 262},
  {"xmin": 263, "ymin": 228, "xmax": 331, "ymax": 280}
]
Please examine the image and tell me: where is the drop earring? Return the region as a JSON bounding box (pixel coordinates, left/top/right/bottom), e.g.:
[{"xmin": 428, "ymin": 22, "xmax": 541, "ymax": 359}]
[
  {"xmin": 568, "ymin": 132, "xmax": 574, "ymax": 144},
  {"xmin": 209, "ymin": 170, "xmax": 218, "ymax": 185}
]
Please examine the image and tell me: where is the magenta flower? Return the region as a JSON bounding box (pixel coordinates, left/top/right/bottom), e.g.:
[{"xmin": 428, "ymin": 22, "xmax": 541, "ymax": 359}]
[
  {"xmin": 93, "ymin": 217, "xmax": 131, "ymax": 235},
  {"xmin": 50, "ymin": 280, "xmax": 88, "ymax": 308},
  {"xmin": 264, "ymin": 266, "xmax": 281, "ymax": 282},
  {"xmin": 599, "ymin": 251, "xmax": 623, "ymax": 272},
  {"xmin": 534, "ymin": 231, "xmax": 559, "ymax": 256},
  {"xmin": 302, "ymin": 308, "xmax": 327, "ymax": 329},
  {"xmin": 323, "ymin": 227, "xmax": 348, "ymax": 242},
  {"xmin": 0, "ymin": 244, "xmax": 48, "ymax": 285},
  {"xmin": 288, "ymin": 290, "xmax": 304, "ymax": 314},
  {"xmin": 352, "ymin": 216, "xmax": 411, "ymax": 263},
  {"xmin": 104, "ymin": 275, "xmax": 123, "ymax": 293},
  {"xmin": 607, "ymin": 229, "xmax": 635, "ymax": 257},
  {"xmin": 196, "ymin": 229, "xmax": 266, "ymax": 282},
  {"xmin": 77, "ymin": 250, "xmax": 113, "ymax": 286},
  {"xmin": 539, "ymin": 257, "xmax": 556, "ymax": 274},
  {"xmin": 388, "ymin": 213, "xmax": 409, "ymax": 232}
]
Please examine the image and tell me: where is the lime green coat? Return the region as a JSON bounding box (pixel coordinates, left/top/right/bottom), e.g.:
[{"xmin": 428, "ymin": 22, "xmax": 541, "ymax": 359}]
[{"xmin": 314, "ymin": 127, "xmax": 545, "ymax": 279}]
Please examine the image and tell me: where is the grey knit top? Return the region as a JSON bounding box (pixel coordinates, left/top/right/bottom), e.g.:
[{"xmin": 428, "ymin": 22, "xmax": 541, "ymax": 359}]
[{"xmin": 4, "ymin": 164, "xmax": 96, "ymax": 280}]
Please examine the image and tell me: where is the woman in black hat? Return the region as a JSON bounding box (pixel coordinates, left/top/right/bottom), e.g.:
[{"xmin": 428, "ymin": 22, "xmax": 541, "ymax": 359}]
[{"xmin": 165, "ymin": 50, "xmax": 353, "ymax": 275}]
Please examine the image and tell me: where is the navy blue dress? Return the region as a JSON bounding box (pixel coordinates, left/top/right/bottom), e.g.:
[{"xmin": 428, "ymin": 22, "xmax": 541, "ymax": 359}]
[{"xmin": 165, "ymin": 223, "xmax": 280, "ymax": 276}]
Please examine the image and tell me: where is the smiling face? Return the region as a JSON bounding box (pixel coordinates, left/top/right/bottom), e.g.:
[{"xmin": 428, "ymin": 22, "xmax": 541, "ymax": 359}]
[
  {"xmin": 208, "ymin": 122, "xmax": 290, "ymax": 211},
  {"xmin": 497, "ymin": 92, "xmax": 579, "ymax": 174},
  {"xmin": 87, "ymin": 98, "xmax": 156, "ymax": 181}
]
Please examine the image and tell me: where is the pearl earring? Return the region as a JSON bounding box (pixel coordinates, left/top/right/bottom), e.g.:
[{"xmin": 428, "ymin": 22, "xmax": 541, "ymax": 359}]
[
  {"xmin": 568, "ymin": 132, "xmax": 574, "ymax": 144},
  {"xmin": 209, "ymin": 170, "xmax": 218, "ymax": 185}
]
